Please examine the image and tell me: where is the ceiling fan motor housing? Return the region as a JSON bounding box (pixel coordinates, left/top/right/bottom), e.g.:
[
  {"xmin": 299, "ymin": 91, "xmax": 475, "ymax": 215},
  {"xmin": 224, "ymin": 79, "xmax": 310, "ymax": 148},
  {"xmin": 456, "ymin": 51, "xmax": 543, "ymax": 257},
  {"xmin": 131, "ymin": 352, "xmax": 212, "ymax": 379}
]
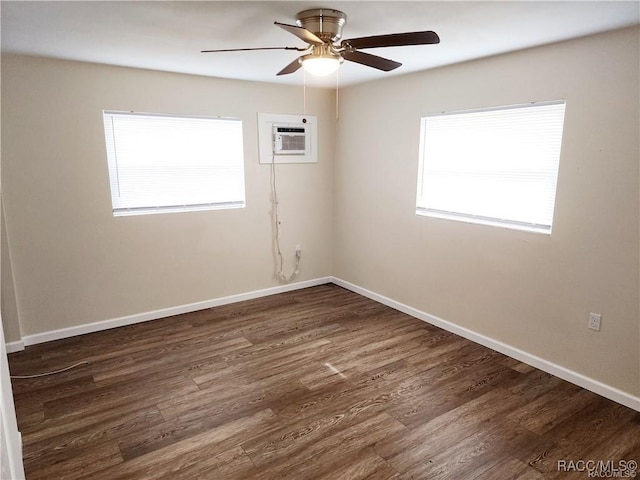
[
  {"xmin": 295, "ymin": 9, "xmax": 347, "ymax": 43},
  {"xmin": 202, "ymin": 8, "xmax": 438, "ymax": 76}
]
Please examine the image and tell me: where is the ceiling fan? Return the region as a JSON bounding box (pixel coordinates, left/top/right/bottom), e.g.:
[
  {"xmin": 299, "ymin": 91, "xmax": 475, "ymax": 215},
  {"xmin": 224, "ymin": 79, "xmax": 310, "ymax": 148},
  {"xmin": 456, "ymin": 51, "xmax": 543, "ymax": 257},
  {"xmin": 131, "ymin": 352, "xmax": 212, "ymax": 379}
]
[{"xmin": 201, "ymin": 8, "xmax": 440, "ymax": 77}]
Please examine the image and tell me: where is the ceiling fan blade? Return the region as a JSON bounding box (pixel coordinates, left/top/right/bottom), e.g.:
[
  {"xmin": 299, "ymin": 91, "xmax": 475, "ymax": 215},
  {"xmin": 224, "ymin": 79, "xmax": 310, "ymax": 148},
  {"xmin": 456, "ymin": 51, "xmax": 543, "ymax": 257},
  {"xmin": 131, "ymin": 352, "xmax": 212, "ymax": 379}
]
[
  {"xmin": 342, "ymin": 31, "xmax": 440, "ymax": 49},
  {"xmin": 275, "ymin": 22, "xmax": 325, "ymax": 46},
  {"xmin": 201, "ymin": 46, "xmax": 305, "ymax": 53},
  {"xmin": 276, "ymin": 57, "xmax": 303, "ymax": 76},
  {"xmin": 341, "ymin": 50, "xmax": 401, "ymax": 72}
]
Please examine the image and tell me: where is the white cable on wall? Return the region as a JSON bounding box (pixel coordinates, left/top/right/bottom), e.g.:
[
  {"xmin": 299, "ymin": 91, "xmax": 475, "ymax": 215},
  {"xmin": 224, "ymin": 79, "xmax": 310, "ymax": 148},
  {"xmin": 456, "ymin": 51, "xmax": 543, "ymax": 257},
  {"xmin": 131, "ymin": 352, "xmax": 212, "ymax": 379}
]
[{"xmin": 270, "ymin": 156, "xmax": 301, "ymax": 282}]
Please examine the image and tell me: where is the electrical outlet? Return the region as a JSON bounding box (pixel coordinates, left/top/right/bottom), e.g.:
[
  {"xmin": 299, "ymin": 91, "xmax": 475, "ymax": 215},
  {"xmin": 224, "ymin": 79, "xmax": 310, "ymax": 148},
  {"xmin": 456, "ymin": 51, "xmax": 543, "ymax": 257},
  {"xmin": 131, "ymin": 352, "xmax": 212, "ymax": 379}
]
[
  {"xmin": 588, "ymin": 313, "xmax": 602, "ymax": 331},
  {"xmin": 295, "ymin": 244, "xmax": 301, "ymax": 254}
]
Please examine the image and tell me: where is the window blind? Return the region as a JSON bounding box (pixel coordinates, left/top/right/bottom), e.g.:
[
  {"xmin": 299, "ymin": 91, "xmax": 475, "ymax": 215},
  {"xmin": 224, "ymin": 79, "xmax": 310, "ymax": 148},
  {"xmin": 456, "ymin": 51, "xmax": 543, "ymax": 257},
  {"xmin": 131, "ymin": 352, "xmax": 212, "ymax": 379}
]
[
  {"xmin": 103, "ymin": 111, "xmax": 246, "ymax": 216},
  {"xmin": 416, "ymin": 101, "xmax": 566, "ymax": 233}
]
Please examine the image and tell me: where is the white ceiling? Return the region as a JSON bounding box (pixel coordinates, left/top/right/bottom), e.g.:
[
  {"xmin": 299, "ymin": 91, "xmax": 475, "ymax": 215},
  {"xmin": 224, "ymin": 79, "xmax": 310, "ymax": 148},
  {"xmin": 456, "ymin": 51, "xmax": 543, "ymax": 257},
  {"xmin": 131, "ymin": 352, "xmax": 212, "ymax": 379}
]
[{"xmin": 2, "ymin": 1, "xmax": 639, "ymax": 88}]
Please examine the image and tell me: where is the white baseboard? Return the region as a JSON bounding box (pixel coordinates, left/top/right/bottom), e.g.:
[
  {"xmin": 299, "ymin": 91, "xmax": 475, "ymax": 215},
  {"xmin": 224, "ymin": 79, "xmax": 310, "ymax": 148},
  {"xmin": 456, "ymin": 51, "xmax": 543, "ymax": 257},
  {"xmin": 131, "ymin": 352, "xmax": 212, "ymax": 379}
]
[
  {"xmin": 7, "ymin": 275, "xmax": 639, "ymax": 412},
  {"xmin": 5, "ymin": 341, "xmax": 24, "ymax": 354},
  {"xmin": 18, "ymin": 277, "xmax": 332, "ymax": 347},
  {"xmin": 331, "ymin": 277, "xmax": 640, "ymax": 413}
]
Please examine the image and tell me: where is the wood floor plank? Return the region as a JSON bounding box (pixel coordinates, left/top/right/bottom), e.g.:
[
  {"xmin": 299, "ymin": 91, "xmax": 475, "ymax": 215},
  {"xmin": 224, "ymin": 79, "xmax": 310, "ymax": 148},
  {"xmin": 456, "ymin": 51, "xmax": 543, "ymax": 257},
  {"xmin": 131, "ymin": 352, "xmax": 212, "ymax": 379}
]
[
  {"xmin": 8, "ymin": 284, "xmax": 638, "ymax": 480},
  {"xmin": 312, "ymin": 447, "xmax": 395, "ymax": 480},
  {"xmin": 121, "ymin": 380, "xmax": 308, "ymax": 461},
  {"xmin": 92, "ymin": 336, "xmax": 253, "ymax": 385},
  {"xmin": 241, "ymin": 390, "xmax": 389, "ymax": 467},
  {"xmin": 398, "ymin": 417, "xmax": 541, "ymax": 479},
  {"xmin": 160, "ymin": 367, "xmax": 313, "ymax": 422},
  {"xmin": 42, "ymin": 372, "xmax": 199, "ymax": 419},
  {"xmin": 526, "ymin": 411, "xmax": 640, "ymax": 479},
  {"xmin": 94, "ymin": 408, "xmax": 274, "ymax": 480},
  {"xmin": 507, "ymin": 382, "xmax": 601, "ymax": 435},
  {"xmin": 240, "ymin": 412, "xmax": 405, "ymax": 480},
  {"xmin": 25, "ymin": 440, "xmax": 123, "ymax": 480},
  {"xmin": 472, "ymin": 457, "xmax": 546, "ymax": 480},
  {"xmin": 160, "ymin": 446, "xmax": 257, "ymax": 480},
  {"xmin": 22, "ymin": 406, "xmax": 164, "ymax": 471},
  {"xmin": 374, "ymin": 387, "xmax": 533, "ymax": 473}
]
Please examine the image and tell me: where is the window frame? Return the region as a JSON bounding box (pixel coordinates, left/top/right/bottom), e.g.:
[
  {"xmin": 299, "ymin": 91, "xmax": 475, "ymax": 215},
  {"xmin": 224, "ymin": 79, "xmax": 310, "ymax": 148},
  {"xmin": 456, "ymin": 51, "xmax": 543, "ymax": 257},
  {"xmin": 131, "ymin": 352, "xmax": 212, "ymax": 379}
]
[
  {"xmin": 415, "ymin": 100, "xmax": 566, "ymax": 234},
  {"xmin": 103, "ymin": 110, "xmax": 246, "ymax": 217}
]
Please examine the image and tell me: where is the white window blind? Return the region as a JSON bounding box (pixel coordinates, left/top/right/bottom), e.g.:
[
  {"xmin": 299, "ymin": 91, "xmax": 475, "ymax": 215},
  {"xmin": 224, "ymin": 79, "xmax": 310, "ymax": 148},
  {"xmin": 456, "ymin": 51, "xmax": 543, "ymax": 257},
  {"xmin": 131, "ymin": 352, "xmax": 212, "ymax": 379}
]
[
  {"xmin": 103, "ymin": 111, "xmax": 246, "ymax": 216},
  {"xmin": 416, "ymin": 101, "xmax": 566, "ymax": 234}
]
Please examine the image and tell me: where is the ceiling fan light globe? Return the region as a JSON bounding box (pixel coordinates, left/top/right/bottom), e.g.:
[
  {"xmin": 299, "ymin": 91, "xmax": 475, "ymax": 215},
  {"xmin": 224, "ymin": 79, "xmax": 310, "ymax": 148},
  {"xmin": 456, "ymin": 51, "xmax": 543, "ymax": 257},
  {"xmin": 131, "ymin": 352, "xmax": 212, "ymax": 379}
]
[{"xmin": 302, "ymin": 56, "xmax": 342, "ymax": 76}]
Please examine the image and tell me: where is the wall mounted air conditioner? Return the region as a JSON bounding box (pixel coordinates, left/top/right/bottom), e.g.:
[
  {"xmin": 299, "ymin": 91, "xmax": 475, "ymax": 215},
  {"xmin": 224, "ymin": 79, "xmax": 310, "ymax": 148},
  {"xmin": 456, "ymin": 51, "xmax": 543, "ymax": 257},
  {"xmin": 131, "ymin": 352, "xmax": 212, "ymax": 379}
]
[
  {"xmin": 273, "ymin": 125, "xmax": 307, "ymax": 155},
  {"xmin": 258, "ymin": 113, "xmax": 318, "ymax": 164}
]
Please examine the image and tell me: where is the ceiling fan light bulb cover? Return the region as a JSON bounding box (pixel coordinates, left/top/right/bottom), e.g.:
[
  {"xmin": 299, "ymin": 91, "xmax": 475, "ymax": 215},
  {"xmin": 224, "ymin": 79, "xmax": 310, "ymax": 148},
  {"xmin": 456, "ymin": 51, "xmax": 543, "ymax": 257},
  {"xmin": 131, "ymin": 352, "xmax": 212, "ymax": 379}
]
[{"xmin": 302, "ymin": 56, "xmax": 342, "ymax": 76}]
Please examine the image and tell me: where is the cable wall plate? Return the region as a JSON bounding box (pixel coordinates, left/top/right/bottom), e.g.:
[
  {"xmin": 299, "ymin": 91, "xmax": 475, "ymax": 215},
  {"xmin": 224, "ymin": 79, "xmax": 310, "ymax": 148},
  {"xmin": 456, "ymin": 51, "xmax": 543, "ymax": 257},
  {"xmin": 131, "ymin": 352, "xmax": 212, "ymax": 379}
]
[{"xmin": 258, "ymin": 113, "xmax": 318, "ymax": 164}]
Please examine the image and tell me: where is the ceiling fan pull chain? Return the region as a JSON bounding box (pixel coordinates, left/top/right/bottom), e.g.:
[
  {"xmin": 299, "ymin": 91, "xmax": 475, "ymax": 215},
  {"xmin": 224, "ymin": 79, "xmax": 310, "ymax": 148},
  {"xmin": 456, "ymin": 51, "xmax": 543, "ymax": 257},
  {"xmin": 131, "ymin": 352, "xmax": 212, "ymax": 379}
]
[
  {"xmin": 303, "ymin": 68, "xmax": 307, "ymax": 114},
  {"xmin": 336, "ymin": 68, "xmax": 340, "ymax": 122}
]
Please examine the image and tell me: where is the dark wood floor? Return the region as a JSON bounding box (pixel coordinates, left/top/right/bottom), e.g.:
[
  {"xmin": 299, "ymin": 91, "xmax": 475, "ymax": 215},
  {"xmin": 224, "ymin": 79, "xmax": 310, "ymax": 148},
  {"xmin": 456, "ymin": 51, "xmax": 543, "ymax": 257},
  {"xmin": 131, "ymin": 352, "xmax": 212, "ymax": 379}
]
[{"xmin": 8, "ymin": 284, "xmax": 640, "ymax": 479}]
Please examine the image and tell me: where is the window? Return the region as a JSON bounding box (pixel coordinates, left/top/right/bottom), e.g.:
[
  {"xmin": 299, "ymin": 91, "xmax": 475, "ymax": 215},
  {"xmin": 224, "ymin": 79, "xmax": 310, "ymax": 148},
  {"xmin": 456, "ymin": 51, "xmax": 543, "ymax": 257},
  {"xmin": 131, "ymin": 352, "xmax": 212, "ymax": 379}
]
[
  {"xmin": 416, "ymin": 101, "xmax": 566, "ymax": 234},
  {"xmin": 103, "ymin": 111, "xmax": 245, "ymax": 216}
]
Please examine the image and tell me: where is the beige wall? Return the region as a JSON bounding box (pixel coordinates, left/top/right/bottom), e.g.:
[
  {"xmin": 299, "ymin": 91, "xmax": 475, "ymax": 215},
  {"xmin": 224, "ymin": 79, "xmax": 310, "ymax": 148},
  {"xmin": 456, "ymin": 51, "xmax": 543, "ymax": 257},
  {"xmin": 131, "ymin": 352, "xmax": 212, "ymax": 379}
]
[
  {"xmin": 333, "ymin": 27, "xmax": 639, "ymax": 396},
  {"xmin": 2, "ymin": 27, "xmax": 639, "ymax": 399},
  {"xmin": 1, "ymin": 54, "xmax": 335, "ymax": 340}
]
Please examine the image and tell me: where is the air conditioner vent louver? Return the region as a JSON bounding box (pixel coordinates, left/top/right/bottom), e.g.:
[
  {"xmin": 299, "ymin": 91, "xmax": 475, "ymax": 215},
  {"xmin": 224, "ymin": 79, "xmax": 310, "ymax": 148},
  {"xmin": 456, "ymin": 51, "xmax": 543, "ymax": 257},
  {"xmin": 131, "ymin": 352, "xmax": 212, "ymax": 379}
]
[
  {"xmin": 258, "ymin": 113, "xmax": 317, "ymax": 164},
  {"xmin": 273, "ymin": 126, "xmax": 307, "ymax": 155}
]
